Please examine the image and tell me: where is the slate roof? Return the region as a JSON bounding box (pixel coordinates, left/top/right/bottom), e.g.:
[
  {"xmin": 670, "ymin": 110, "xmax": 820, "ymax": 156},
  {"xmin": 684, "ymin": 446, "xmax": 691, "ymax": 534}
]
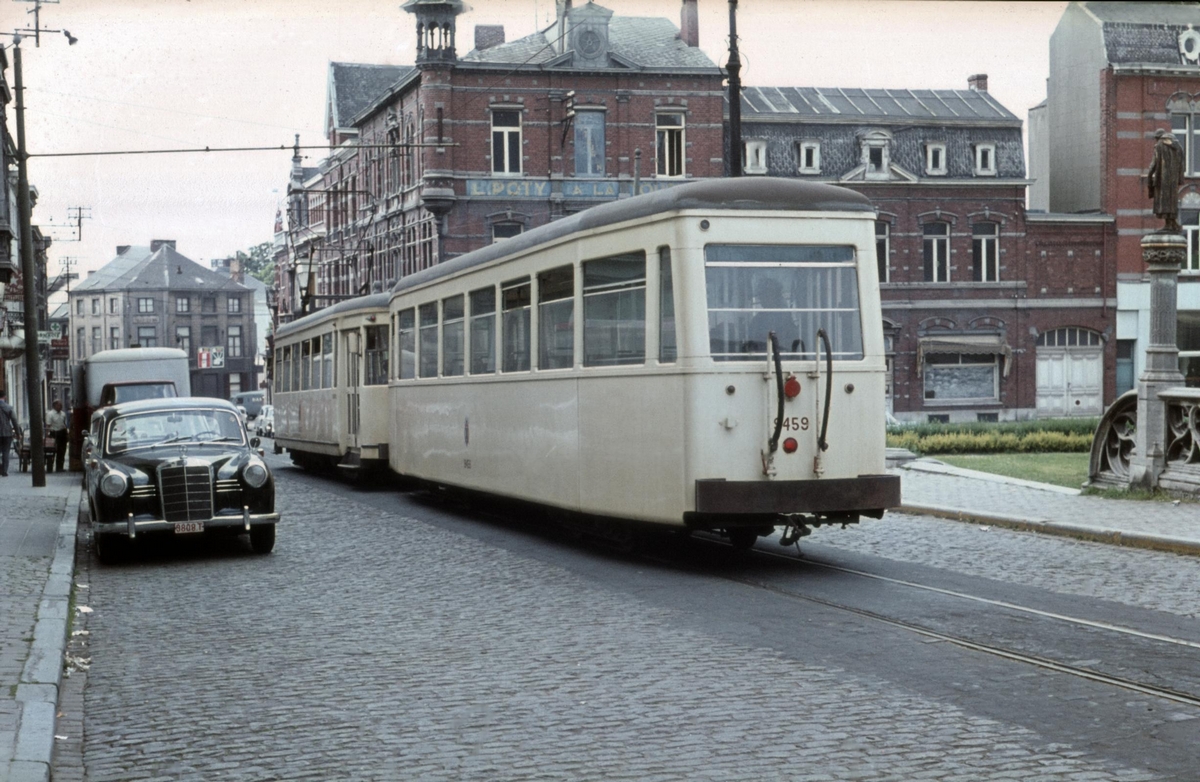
[
  {"xmin": 1077, "ymin": 2, "xmax": 1200, "ymax": 65},
  {"xmin": 460, "ymin": 15, "xmax": 717, "ymax": 70},
  {"xmin": 327, "ymin": 62, "xmax": 416, "ymax": 129},
  {"xmin": 74, "ymin": 246, "xmax": 251, "ymax": 294},
  {"xmin": 735, "ymin": 86, "xmax": 1020, "ymax": 124}
]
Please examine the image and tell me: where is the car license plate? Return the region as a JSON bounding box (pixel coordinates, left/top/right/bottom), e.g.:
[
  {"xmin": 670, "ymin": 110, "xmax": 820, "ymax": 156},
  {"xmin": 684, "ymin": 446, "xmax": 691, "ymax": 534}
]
[{"xmin": 174, "ymin": 522, "xmax": 204, "ymax": 534}]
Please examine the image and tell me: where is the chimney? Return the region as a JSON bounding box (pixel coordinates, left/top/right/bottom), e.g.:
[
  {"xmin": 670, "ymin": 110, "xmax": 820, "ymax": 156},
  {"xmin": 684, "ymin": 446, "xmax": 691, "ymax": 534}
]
[
  {"xmin": 555, "ymin": 0, "xmax": 572, "ymax": 54},
  {"xmin": 150, "ymin": 239, "xmax": 177, "ymax": 252},
  {"xmin": 968, "ymin": 73, "xmax": 988, "ymax": 92},
  {"xmin": 116, "ymin": 245, "xmax": 130, "ymax": 255},
  {"xmin": 475, "ymin": 24, "xmax": 505, "ymax": 51},
  {"xmin": 229, "ymin": 256, "xmax": 244, "ymax": 285},
  {"xmin": 680, "ymin": 0, "xmax": 699, "ymax": 48},
  {"xmin": 87, "ymin": 270, "xmax": 96, "ymax": 277}
]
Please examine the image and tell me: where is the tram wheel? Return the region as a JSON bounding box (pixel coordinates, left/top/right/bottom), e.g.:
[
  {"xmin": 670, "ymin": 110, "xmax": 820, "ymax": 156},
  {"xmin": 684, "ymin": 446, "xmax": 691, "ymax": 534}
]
[{"xmin": 726, "ymin": 529, "xmax": 758, "ymax": 551}]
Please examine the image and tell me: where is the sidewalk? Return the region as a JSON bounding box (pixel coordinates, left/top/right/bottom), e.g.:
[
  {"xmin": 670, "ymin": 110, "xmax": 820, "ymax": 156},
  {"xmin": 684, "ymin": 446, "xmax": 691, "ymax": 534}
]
[
  {"xmin": 0, "ymin": 471, "xmax": 82, "ymax": 782},
  {"xmin": 896, "ymin": 459, "xmax": 1200, "ymax": 555}
]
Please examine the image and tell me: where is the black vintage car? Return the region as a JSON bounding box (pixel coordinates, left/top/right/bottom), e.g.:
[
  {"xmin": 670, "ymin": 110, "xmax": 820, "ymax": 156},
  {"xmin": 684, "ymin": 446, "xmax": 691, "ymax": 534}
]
[{"xmin": 84, "ymin": 397, "xmax": 279, "ymax": 562}]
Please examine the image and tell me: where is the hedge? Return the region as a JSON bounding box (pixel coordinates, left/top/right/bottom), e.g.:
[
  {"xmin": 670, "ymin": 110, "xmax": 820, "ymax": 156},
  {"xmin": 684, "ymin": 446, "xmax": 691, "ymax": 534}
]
[{"xmin": 886, "ymin": 419, "xmax": 1098, "ymax": 455}]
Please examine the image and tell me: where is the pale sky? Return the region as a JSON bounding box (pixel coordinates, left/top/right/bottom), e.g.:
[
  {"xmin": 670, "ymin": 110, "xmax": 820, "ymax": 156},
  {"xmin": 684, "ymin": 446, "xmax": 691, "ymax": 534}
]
[{"xmin": 6, "ymin": 0, "xmax": 1067, "ymax": 288}]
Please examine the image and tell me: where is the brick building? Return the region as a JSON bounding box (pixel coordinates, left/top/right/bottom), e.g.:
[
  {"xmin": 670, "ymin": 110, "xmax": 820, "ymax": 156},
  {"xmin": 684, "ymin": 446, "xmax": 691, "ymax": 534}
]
[
  {"xmin": 1030, "ymin": 1, "xmax": 1200, "ymax": 390},
  {"xmin": 736, "ymin": 79, "xmax": 1114, "ymax": 422},
  {"xmin": 280, "ymin": 0, "xmax": 724, "ymax": 321},
  {"xmin": 69, "ymin": 241, "xmax": 258, "ymax": 399}
]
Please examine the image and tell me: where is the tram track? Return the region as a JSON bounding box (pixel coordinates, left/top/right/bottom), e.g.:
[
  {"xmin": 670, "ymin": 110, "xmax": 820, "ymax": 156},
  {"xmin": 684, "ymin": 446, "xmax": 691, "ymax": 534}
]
[{"xmin": 678, "ymin": 534, "xmax": 1200, "ymax": 709}]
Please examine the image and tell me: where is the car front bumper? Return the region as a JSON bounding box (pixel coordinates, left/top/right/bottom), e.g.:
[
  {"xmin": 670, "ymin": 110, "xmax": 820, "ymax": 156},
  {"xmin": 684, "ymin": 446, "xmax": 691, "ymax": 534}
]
[{"xmin": 94, "ymin": 508, "xmax": 280, "ymax": 538}]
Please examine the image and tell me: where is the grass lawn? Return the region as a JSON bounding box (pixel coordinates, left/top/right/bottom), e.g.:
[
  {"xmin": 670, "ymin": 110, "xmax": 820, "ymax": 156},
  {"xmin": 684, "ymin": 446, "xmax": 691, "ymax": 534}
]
[{"xmin": 935, "ymin": 452, "xmax": 1091, "ymax": 489}]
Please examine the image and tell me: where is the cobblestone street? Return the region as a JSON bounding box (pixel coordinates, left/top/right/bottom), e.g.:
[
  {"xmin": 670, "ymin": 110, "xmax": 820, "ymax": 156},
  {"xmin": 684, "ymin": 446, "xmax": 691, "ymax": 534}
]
[{"xmin": 50, "ymin": 457, "xmax": 1199, "ymax": 780}]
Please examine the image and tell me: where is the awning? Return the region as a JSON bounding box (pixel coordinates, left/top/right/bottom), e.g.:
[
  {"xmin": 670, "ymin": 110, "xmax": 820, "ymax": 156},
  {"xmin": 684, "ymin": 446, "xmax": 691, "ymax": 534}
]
[{"xmin": 917, "ymin": 334, "xmax": 1012, "ymax": 377}]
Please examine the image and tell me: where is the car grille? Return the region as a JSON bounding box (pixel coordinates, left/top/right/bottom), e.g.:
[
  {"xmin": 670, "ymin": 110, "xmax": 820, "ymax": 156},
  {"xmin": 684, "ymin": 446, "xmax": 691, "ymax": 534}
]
[
  {"xmin": 158, "ymin": 465, "xmax": 213, "ymax": 522},
  {"xmin": 215, "ymin": 479, "xmax": 240, "ymax": 495}
]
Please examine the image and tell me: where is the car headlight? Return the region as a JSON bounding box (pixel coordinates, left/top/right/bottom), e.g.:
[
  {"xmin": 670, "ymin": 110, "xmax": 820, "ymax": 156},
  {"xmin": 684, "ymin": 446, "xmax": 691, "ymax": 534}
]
[
  {"xmin": 243, "ymin": 459, "xmax": 269, "ymax": 489},
  {"xmin": 100, "ymin": 471, "xmax": 129, "ymax": 498}
]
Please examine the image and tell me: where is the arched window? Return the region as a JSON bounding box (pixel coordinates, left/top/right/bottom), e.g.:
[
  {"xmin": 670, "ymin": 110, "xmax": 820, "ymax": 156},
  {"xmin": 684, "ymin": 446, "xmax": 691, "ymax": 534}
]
[{"xmin": 1036, "ymin": 327, "xmax": 1101, "ymax": 347}]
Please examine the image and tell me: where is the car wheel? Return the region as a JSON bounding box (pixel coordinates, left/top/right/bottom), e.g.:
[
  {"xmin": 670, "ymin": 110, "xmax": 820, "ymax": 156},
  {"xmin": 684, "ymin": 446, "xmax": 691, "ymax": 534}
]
[
  {"xmin": 94, "ymin": 532, "xmax": 126, "ymax": 564},
  {"xmin": 726, "ymin": 529, "xmax": 758, "ymax": 551},
  {"xmin": 249, "ymin": 523, "xmax": 275, "ymax": 555}
]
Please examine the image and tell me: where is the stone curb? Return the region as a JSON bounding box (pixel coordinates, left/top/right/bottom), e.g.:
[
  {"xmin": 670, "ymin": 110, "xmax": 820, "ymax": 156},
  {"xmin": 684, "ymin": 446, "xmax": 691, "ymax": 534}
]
[
  {"xmin": 898, "ymin": 502, "xmax": 1200, "ymax": 557},
  {"xmin": 11, "ymin": 485, "xmax": 82, "ymax": 782},
  {"xmin": 901, "ymin": 459, "xmax": 1082, "ymax": 496}
]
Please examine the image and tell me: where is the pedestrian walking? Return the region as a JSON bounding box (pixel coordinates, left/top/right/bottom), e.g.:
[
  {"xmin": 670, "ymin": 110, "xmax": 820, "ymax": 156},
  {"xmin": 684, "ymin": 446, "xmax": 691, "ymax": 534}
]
[
  {"xmin": 0, "ymin": 389, "xmax": 19, "ymax": 477},
  {"xmin": 46, "ymin": 399, "xmax": 69, "ymax": 473}
]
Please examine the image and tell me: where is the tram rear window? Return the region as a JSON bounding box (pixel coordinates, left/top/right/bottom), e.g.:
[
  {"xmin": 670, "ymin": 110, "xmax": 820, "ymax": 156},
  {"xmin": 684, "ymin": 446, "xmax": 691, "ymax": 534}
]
[{"xmin": 705, "ymin": 244, "xmax": 863, "ymax": 362}]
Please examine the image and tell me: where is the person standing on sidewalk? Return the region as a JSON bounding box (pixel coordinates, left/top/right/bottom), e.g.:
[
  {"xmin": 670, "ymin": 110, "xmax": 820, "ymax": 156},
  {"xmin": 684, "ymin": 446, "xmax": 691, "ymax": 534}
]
[
  {"xmin": 0, "ymin": 389, "xmax": 19, "ymax": 477},
  {"xmin": 46, "ymin": 400, "xmax": 69, "ymax": 473}
]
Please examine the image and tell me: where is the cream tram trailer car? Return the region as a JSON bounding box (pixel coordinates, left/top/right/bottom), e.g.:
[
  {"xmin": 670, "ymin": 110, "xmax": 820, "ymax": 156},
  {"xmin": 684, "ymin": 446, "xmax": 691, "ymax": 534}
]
[
  {"xmin": 389, "ymin": 178, "xmax": 900, "ymax": 547},
  {"xmin": 272, "ymin": 293, "xmax": 393, "ymax": 474}
]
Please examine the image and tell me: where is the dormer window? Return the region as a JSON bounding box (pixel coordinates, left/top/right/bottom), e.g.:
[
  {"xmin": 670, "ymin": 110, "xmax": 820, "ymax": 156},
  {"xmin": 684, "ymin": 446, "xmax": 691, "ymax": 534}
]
[
  {"xmin": 743, "ymin": 140, "xmax": 768, "ymax": 175},
  {"xmin": 974, "ymin": 143, "xmax": 997, "ymax": 176},
  {"xmin": 925, "ymin": 143, "xmax": 947, "ymax": 176},
  {"xmin": 860, "ymin": 131, "xmax": 891, "ymax": 180},
  {"xmin": 798, "ymin": 141, "xmax": 821, "ymax": 175},
  {"xmin": 869, "ymin": 147, "xmax": 884, "ymax": 173}
]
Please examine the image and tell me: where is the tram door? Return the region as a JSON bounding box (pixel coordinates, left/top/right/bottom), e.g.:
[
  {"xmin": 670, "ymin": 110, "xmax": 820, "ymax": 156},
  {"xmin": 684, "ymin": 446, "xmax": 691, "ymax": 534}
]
[{"xmin": 344, "ymin": 328, "xmax": 361, "ymax": 449}]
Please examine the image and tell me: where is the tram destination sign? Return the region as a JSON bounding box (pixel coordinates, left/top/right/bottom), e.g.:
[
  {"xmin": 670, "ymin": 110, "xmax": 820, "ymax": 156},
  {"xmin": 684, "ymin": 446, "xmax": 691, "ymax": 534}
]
[{"xmin": 465, "ymin": 178, "xmax": 682, "ymax": 199}]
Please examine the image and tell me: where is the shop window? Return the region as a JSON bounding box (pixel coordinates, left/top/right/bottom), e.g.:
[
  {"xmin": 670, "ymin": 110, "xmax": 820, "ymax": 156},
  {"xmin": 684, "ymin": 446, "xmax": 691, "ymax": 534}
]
[{"xmin": 924, "ymin": 353, "xmax": 998, "ymax": 401}]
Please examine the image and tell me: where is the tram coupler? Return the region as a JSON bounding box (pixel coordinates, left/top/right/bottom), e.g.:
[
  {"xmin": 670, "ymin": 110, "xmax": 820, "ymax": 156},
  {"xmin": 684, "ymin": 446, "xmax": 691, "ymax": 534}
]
[{"xmin": 778, "ymin": 520, "xmax": 811, "ymax": 547}]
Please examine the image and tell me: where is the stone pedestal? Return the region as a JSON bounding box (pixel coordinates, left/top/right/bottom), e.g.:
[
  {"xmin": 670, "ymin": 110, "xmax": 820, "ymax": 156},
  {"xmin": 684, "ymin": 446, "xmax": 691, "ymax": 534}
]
[{"xmin": 1129, "ymin": 231, "xmax": 1187, "ymax": 488}]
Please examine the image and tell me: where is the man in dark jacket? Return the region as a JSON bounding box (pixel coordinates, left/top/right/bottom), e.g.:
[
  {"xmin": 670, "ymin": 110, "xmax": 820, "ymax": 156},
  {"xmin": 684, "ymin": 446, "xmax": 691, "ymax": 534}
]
[{"xmin": 0, "ymin": 389, "xmax": 19, "ymax": 477}]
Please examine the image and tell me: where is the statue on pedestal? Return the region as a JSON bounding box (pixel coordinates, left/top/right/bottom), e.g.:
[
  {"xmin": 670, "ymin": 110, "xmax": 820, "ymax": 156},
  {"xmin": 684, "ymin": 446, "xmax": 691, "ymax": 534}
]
[{"xmin": 1148, "ymin": 128, "xmax": 1185, "ymax": 233}]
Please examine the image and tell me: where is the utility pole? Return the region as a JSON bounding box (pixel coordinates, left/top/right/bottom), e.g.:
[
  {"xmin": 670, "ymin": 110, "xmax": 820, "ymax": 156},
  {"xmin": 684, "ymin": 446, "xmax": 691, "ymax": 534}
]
[
  {"xmin": 727, "ymin": 0, "xmax": 743, "ymax": 177},
  {"xmin": 13, "ymin": 38, "xmax": 46, "ymax": 486}
]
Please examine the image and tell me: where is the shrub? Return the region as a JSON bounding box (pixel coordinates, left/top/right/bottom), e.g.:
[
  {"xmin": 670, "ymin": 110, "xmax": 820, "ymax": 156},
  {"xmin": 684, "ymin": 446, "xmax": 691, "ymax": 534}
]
[{"xmin": 886, "ymin": 426, "xmax": 1093, "ymax": 455}]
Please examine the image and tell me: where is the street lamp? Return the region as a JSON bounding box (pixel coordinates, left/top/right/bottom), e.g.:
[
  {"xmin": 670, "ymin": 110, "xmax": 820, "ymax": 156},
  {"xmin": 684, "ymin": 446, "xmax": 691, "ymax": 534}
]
[{"xmin": 7, "ymin": 26, "xmax": 78, "ymax": 487}]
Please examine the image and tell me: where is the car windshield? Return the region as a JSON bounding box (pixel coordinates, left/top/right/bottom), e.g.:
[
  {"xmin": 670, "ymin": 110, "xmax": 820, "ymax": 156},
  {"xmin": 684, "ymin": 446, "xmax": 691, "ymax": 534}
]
[{"xmin": 106, "ymin": 408, "xmax": 246, "ymax": 455}]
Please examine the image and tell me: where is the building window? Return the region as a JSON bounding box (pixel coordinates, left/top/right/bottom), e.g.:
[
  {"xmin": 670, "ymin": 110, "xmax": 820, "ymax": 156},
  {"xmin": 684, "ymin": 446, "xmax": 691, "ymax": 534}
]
[
  {"xmin": 574, "ymin": 110, "xmax": 605, "ymax": 177},
  {"xmin": 974, "ymin": 143, "xmax": 997, "ymax": 176},
  {"xmin": 109, "ymin": 298, "xmax": 119, "ymax": 314},
  {"xmin": 109, "ymin": 327, "xmax": 120, "ymax": 351},
  {"xmin": 138, "ymin": 297, "xmax": 154, "ymax": 314},
  {"xmin": 176, "ymin": 296, "xmax": 190, "ymax": 313},
  {"xmin": 798, "ymin": 141, "xmax": 821, "ymax": 174},
  {"xmin": 137, "ymin": 326, "xmax": 157, "ymax": 347},
  {"xmin": 1116, "ymin": 339, "xmax": 1135, "ymax": 396},
  {"xmin": 923, "ymin": 222, "xmax": 950, "ymax": 282},
  {"xmin": 743, "ymin": 140, "xmax": 767, "ymax": 175},
  {"xmin": 1172, "ymin": 114, "xmax": 1200, "ymax": 176},
  {"xmin": 76, "ymin": 327, "xmax": 85, "ymax": 359},
  {"xmin": 176, "ymin": 325, "xmax": 191, "ymax": 356},
  {"xmin": 538, "ymin": 266, "xmax": 574, "ymax": 370},
  {"xmin": 92, "ymin": 327, "xmax": 101, "ymax": 355},
  {"xmin": 925, "ymin": 143, "xmax": 947, "ymax": 175},
  {"xmin": 202, "ymin": 296, "xmax": 216, "ymax": 314},
  {"xmin": 91, "ymin": 298, "xmax": 99, "ymax": 315},
  {"xmin": 76, "ymin": 299, "xmax": 83, "ymax": 316},
  {"xmin": 924, "ymin": 353, "xmax": 999, "ymax": 401},
  {"xmin": 227, "ymin": 296, "xmax": 241, "ymax": 313},
  {"xmin": 1183, "ymin": 209, "xmax": 1200, "ymax": 272},
  {"xmin": 491, "ymin": 109, "xmax": 522, "ymax": 175},
  {"xmin": 656, "ymin": 113, "xmax": 685, "ymax": 177},
  {"xmin": 229, "ymin": 374, "xmax": 242, "ymax": 397},
  {"xmin": 972, "ymin": 223, "xmax": 999, "ymax": 282},
  {"xmin": 227, "ymin": 325, "xmax": 243, "ymax": 358},
  {"xmin": 492, "ymin": 222, "xmax": 523, "ymax": 243},
  {"xmin": 1037, "ymin": 327, "xmax": 1101, "ymax": 348},
  {"xmin": 876, "ymin": 221, "xmax": 890, "ymax": 283}
]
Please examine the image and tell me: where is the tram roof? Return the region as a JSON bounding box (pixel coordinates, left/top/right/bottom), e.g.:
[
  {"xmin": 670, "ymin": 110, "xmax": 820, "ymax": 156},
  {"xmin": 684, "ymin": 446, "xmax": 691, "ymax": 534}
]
[
  {"xmin": 392, "ymin": 178, "xmax": 874, "ymax": 297},
  {"xmin": 275, "ymin": 292, "xmax": 391, "ymax": 338}
]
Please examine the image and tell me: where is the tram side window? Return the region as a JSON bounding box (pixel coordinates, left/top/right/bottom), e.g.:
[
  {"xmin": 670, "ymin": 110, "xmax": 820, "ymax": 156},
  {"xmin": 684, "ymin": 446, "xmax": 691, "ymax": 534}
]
[
  {"xmin": 292, "ymin": 344, "xmax": 301, "ymax": 392},
  {"xmin": 301, "ymin": 340, "xmax": 312, "ymax": 390},
  {"xmin": 705, "ymin": 244, "xmax": 864, "ymax": 362},
  {"xmin": 443, "ymin": 295, "xmax": 465, "ymax": 377},
  {"xmin": 279, "ymin": 346, "xmax": 289, "ymax": 393},
  {"xmin": 538, "ymin": 266, "xmax": 574, "ymax": 370},
  {"xmin": 323, "ymin": 333, "xmax": 334, "ymax": 388},
  {"xmin": 397, "ymin": 309, "xmax": 416, "ymax": 380},
  {"xmin": 364, "ymin": 325, "xmax": 389, "ymax": 385},
  {"xmin": 502, "ymin": 279, "xmax": 531, "ymax": 372},
  {"xmin": 659, "ymin": 247, "xmax": 676, "ymax": 363},
  {"xmin": 583, "ymin": 251, "xmax": 646, "ymax": 366},
  {"xmin": 419, "ymin": 303, "xmax": 439, "ymax": 378},
  {"xmin": 470, "ymin": 288, "xmax": 496, "ymax": 374}
]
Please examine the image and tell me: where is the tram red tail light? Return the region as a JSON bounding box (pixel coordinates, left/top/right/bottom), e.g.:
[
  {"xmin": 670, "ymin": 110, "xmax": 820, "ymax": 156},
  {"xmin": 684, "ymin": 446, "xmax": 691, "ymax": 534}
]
[
  {"xmin": 784, "ymin": 376, "xmax": 801, "ymax": 399},
  {"xmin": 782, "ymin": 437, "xmax": 798, "ymax": 454}
]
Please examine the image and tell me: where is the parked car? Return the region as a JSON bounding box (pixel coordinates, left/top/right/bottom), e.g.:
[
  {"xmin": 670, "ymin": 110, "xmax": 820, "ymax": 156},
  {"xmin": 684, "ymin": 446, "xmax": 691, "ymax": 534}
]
[
  {"xmin": 255, "ymin": 405, "xmax": 275, "ymax": 438},
  {"xmin": 230, "ymin": 391, "xmax": 265, "ymax": 421},
  {"xmin": 83, "ymin": 397, "xmax": 279, "ymax": 562}
]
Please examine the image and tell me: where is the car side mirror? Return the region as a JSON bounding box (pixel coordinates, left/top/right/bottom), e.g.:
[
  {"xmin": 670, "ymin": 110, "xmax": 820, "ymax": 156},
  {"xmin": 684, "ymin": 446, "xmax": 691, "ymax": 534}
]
[{"xmin": 250, "ymin": 437, "xmax": 260, "ymax": 448}]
